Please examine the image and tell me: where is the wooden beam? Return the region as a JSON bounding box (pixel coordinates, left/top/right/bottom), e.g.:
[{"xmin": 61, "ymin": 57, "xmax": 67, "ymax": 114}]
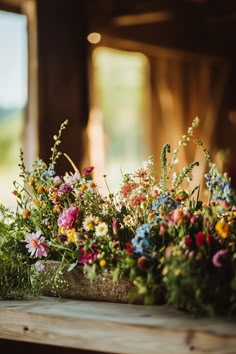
[
  {"xmin": 37, "ymin": 0, "xmax": 89, "ymax": 174},
  {"xmin": 113, "ymin": 11, "xmax": 173, "ymax": 26}
]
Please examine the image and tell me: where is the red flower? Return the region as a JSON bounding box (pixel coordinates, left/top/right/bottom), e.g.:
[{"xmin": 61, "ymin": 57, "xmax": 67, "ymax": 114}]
[
  {"xmin": 185, "ymin": 235, "xmax": 191, "ymax": 247},
  {"xmin": 137, "ymin": 256, "xmax": 150, "ymax": 271},
  {"xmin": 206, "ymin": 234, "xmax": 213, "ymax": 245},
  {"xmin": 120, "ymin": 182, "xmax": 137, "ymax": 197},
  {"xmin": 196, "ymin": 231, "xmax": 205, "ymax": 247},
  {"xmin": 130, "ymin": 195, "xmax": 146, "ymax": 206},
  {"xmin": 125, "ymin": 241, "xmax": 133, "ymax": 255}
]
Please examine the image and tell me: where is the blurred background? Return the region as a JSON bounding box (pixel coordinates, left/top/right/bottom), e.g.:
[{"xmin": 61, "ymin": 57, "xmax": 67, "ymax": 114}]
[{"xmin": 0, "ymin": 0, "xmax": 236, "ymax": 208}]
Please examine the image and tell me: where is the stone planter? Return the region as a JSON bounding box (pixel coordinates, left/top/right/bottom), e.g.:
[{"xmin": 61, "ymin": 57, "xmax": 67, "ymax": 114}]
[{"xmin": 39, "ymin": 261, "xmax": 134, "ymax": 304}]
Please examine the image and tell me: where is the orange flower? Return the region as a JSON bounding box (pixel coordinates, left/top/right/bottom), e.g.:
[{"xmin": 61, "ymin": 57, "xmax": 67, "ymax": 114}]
[{"xmin": 22, "ymin": 209, "xmax": 31, "ymax": 218}]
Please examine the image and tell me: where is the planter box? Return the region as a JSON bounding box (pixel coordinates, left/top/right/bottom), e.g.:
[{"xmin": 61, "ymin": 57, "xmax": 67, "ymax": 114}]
[{"xmin": 40, "ymin": 261, "xmax": 134, "ymax": 304}]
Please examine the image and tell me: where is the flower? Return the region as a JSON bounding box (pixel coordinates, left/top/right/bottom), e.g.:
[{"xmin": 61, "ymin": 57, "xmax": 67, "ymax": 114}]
[
  {"xmin": 78, "ymin": 244, "xmax": 98, "ymax": 264},
  {"xmin": 212, "ymin": 249, "xmax": 229, "ymax": 268},
  {"xmin": 95, "ymin": 222, "xmax": 108, "ymax": 237},
  {"xmin": 82, "ymin": 166, "xmax": 94, "ymax": 176},
  {"xmin": 25, "ymin": 231, "xmax": 49, "ymax": 258},
  {"xmin": 2, "ymin": 118, "xmax": 236, "ymax": 316},
  {"xmin": 22, "ymin": 209, "xmax": 31, "ymax": 218},
  {"xmin": 57, "ymin": 183, "xmax": 72, "ymax": 197},
  {"xmin": 34, "ymin": 260, "xmax": 46, "ymax": 272},
  {"xmin": 215, "ymin": 219, "xmax": 230, "ymax": 238},
  {"xmin": 185, "ymin": 235, "xmax": 191, "ymax": 247},
  {"xmin": 58, "ymin": 205, "xmax": 79, "ymax": 229},
  {"xmin": 196, "ymin": 231, "xmax": 205, "ymax": 247}
]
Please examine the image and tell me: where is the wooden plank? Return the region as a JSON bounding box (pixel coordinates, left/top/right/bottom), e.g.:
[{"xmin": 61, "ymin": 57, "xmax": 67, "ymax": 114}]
[
  {"xmin": 113, "ymin": 11, "xmax": 173, "ymax": 26},
  {"xmin": 0, "ymin": 297, "xmax": 235, "ymax": 354}
]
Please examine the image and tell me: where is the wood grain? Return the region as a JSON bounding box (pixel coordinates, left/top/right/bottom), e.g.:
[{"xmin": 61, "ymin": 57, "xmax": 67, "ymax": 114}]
[{"xmin": 0, "ymin": 297, "xmax": 235, "ymax": 354}]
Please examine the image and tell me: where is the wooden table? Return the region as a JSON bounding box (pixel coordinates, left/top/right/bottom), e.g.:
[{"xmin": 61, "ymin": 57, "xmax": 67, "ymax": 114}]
[{"xmin": 0, "ymin": 296, "xmax": 235, "ymax": 354}]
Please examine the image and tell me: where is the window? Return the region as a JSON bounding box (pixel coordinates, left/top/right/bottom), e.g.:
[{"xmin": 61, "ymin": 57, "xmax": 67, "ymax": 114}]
[
  {"xmin": 88, "ymin": 46, "xmax": 150, "ymax": 193},
  {"xmin": 0, "ymin": 10, "xmax": 27, "ymax": 208}
]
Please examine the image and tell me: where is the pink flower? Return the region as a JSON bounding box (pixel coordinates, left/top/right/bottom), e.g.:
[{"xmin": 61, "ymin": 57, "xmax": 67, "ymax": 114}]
[
  {"xmin": 112, "ymin": 217, "xmax": 118, "ymax": 236},
  {"xmin": 212, "ymin": 249, "xmax": 229, "ymax": 268},
  {"xmin": 78, "ymin": 244, "xmax": 98, "ymax": 264},
  {"xmin": 25, "ymin": 231, "xmax": 49, "ymax": 258},
  {"xmin": 159, "ymin": 222, "xmax": 167, "ymax": 235},
  {"xmin": 58, "ymin": 205, "xmax": 79, "ymax": 229},
  {"xmin": 190, "ymin": 216, "xmax": 197, "ymax": 224}
]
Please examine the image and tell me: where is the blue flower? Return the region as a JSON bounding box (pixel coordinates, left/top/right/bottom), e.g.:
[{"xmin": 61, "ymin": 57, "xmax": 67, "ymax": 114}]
[
  {"xmin": 42, "ymin": 168, "xmax": 56, "ymax": 179},
  {"xmin": 152, "ymin": 192, "xmax": 180, "ymax": 212},
  {"xmin": 131, "ymin": 223, "xmax": 153, "ymax": 256}
]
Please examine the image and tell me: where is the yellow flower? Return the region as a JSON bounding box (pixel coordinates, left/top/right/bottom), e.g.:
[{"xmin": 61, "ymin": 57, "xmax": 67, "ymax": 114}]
[
  {"xmin": 36, "ymin": 185, "xmax": 44, "ymax": 194},
  {"xmin": 53, "ymin": 204, "xmax": 61, "ymax": 213},
  {"xmin": 22, "ymin": 209, "xmax": 31, "ymax": 218},
  {"xmin": 215, "ymin": 220, "xmax": 230, "ymax": 239},
  {"xmin": 44, "ymin": 186, "xmax": 50, "ymax": 193},
  {"xmin": 58, "ymin": 226, "xmax": 65, "ymax": 234},
  {"xmin": 80, "ymin": 184, "xmax": 88, "ymax": 192},
  {"xmin": 67, "ymin": 228, "xmax": 79, "ymax": 243},
  {"xmin": 99, "ymin": 259, "xmax": 106, "ymax": 267},
  {"xmin": 33, "ymin": 199, "xmax": 40, "ymax": 206},
  {"xmin": 28, "ymin": 177, "xmax": 35, "ymax": 185}
]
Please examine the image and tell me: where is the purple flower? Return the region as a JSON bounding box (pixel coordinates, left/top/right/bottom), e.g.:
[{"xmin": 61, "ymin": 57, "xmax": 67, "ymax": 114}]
[
  {"xmin": 34, "ymin": 260, "xmax": 46, "ymax": 272},
  {"xmin": 25, "ymin": 231, "xmax": 49, "ymax": 258},
  {"xmin": 58, "ymin": 183, "xmax": 72, "ymax": 197},
  {"xmin": 58, "ymin": 205, "xmax": 79, "ymax": 229},
  {"xmin": 212, "ymin": 249, "xmax": 229, "ymax": 268}
]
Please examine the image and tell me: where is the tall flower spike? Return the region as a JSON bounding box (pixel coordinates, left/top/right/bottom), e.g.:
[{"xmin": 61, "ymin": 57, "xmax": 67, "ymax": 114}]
[{"xmin": 160, "ymin": 144, "xmax": 170, "ymax": 191}]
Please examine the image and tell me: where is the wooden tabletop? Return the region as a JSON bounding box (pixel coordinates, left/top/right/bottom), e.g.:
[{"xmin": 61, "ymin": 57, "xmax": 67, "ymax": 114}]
[{"xmin": 0, "ymin": 296, "xmax": 235, "ymax": 354}]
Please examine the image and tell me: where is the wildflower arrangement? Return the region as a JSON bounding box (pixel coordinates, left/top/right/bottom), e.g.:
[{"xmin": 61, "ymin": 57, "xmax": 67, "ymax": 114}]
[{"xmin": 0, "ymin": 118, "xmax": 236, "ymax": 316}]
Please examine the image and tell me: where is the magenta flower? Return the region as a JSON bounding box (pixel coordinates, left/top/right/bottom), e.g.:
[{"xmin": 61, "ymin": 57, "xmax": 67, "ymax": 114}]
[
  {"xmin": 78, "ymin": 244, "xmax": 98, "ymax": 264},
  {"xmin": 82, "ymin": 166, "xmax": 94, "ymax": 176},
  {"xmin": 212, "ymin": 249, "xmax": 229, "ymax": 268},
  {"xmin": 58, "ymin": 205, "xmax": 79, "ymax": 229},
  {"xmin": 25, "ymin": 231, "xmax": 49, "ymax": 258}
]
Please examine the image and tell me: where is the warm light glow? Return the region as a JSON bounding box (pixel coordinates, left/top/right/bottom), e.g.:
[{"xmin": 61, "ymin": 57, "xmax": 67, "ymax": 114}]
[
  {"xmin": 229, "ymin": 111, "xmax": 236, "ymax": 124},
  {"xmin": 87, "ymin": 32, "xmax": 101, "ymax": 44}
]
